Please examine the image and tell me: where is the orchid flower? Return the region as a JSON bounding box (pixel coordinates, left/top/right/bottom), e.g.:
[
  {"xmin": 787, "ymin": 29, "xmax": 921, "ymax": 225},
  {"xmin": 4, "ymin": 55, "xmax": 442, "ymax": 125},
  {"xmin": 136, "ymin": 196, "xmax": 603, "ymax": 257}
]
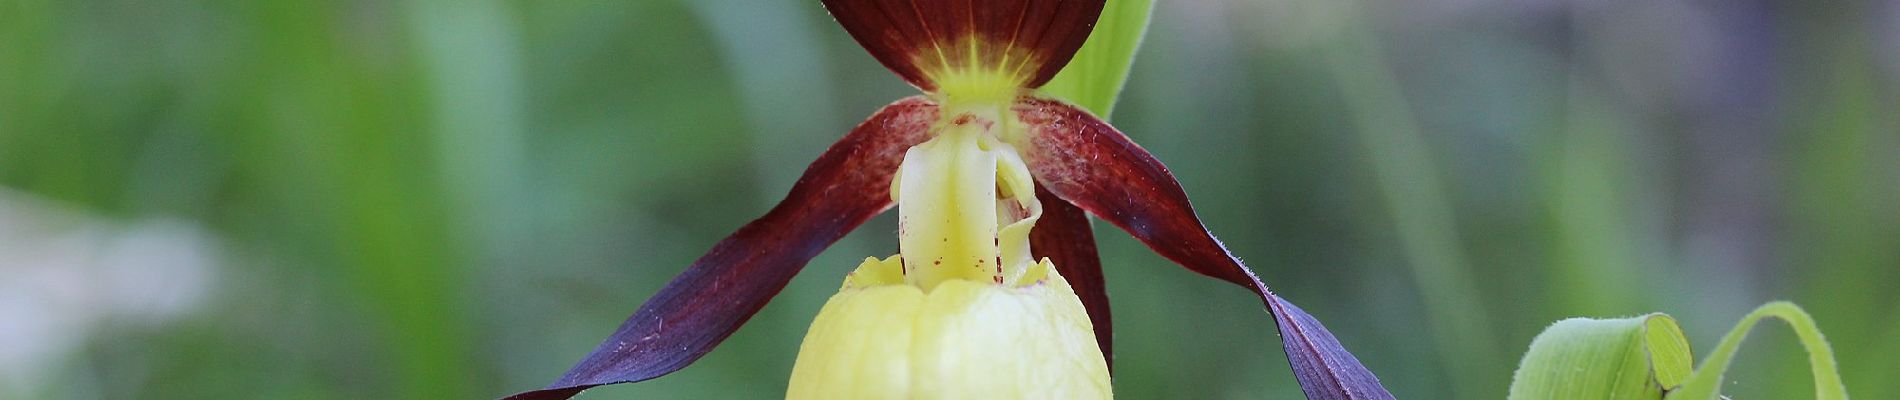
[{"xmin": 509, "ymin": 1, "xmax": 1392, "ymax": 399}]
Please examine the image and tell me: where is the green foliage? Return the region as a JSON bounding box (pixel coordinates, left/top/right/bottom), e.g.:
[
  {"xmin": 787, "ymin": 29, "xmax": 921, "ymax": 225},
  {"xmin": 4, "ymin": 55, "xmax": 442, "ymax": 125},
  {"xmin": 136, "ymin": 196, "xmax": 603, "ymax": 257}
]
[
  {"xmin": 1666, "ymin": 302, "xmax": 1847, "ymax": 400},
  {"xmin": 1508, "ymin": 314, "xmax": 1690, "ymax": 399},
  {"xmin": 1039, "ymin": 0, "xmax": 1153, "ymax": 117},
  {"xmin": 1510, "ymin": 302, "xmax": 1847, "ymax": 400}
]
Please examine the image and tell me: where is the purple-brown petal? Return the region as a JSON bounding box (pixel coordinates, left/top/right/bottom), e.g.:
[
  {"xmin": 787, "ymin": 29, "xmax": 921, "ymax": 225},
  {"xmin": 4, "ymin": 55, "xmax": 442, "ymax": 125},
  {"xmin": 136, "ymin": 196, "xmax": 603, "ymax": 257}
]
[
  {"xmin": 1269, "ymin": 293, "xmax": 1391, "ymax": 400},
  {"xmin": 821, "ymin": 0, "xmax": 1106, "ymax": 91},
  {"xmin": 1014, "ymin": 95, "xmax": 1394, "ymax": 399},
  {"xmin": 1030, "ymin": 185, "xmax": 1113, "ymax": 371},
  {"xmin": 504, "ymin": 96, "xmax": 939, "ymax": 400}
]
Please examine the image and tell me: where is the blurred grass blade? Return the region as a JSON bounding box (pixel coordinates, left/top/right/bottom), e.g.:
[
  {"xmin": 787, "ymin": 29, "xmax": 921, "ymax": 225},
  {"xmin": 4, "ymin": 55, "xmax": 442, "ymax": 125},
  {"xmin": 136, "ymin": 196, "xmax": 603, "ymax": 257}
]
[
  {"xmin": 1320, "ymin": 4, "xmax": 1500, "ymax": 396},
  {"xmin": 1040, "ymin": 0, "xmax": 1153, "ymax": 117},
  {"xmin": 1508, "ymin": 314, "xmax": 1692, "ymax": 400},
  {"xmin": 1664, "ymin": 301, "xmax": 1847, "ymax": 400}
]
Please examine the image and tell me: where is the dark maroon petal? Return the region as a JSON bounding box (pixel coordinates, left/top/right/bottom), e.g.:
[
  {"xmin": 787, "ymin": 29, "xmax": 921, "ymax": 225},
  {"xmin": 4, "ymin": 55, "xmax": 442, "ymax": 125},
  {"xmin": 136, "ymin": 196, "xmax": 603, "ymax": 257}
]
[
  {"xmin": 1269, "ymin": 293, "xmax": 1391, "ymax": 400},
  {"xmin": 821, "ymin": 0, "xmax": 1105, "ymax": 91},
  {"xmin": 1014, "ymin": 96, "xmax": 1394, "ymax": 399},
  {"xmin": 1029, "ymin": 185, "xmax": 1112, "ymax": 371},
  {"xmin": 505, "ymin": 97, "xmax": 939, "ymax": 400}
]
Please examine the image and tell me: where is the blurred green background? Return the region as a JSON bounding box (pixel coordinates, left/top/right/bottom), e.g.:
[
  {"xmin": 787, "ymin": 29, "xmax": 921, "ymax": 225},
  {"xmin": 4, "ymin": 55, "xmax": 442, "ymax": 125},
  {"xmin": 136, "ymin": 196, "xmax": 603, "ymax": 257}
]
[{"xmin": 2, "ymin": 0, "xmax": 1896, "ymax": 399}]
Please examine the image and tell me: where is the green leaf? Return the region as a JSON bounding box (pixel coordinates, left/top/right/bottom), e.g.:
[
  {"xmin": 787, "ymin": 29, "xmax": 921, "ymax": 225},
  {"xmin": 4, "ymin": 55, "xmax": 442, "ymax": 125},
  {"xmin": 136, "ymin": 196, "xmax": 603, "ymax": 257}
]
[
  {"xmin": 1508, "ymin": 314, "xmax": 1692, "ymax": 400},
  {"xmin": 1644, "ymin": 316, "xmax": 1695, "ymax": 389},
  {"xmin": 1664, "ymin": 301, "xmax": 1848, "ymax": 400},
  {"xmin": 1039, "ymin": 0, "xmax": 1153, "ymax": 117},
  {"xmin": 1511, "ymin": 302, "xmax": 1849, "ymax": 400}
]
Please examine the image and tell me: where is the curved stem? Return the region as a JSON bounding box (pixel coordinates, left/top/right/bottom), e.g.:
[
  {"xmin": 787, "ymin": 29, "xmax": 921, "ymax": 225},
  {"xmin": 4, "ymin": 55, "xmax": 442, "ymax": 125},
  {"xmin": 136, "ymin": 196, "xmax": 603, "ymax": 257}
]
[{"xmin": 1665, "ymin": 301, "xmax": 1846, "ymax": 400}]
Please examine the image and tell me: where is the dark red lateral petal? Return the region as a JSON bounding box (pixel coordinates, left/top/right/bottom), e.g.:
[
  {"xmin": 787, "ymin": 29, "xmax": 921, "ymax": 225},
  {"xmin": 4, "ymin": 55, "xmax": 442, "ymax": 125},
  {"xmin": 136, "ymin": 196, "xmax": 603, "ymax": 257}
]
[
  {"xmin": 1014, "ymin": 96, "xmax": 1394, "ymax": 399},
  {"xmin": 1269, "ymin": 293, "xmax": 1391, "ymax": 400},
  {"xmin": 1029, "ymin": 185, "xmax": 1113, "ymax": 371},
  {"xmin": 505, "ymin": 97, "xmax": 939, "ymax": 400},
  {"xmin": 821, "ymin": 0, "xmax": 1105, "ymax": 91}
]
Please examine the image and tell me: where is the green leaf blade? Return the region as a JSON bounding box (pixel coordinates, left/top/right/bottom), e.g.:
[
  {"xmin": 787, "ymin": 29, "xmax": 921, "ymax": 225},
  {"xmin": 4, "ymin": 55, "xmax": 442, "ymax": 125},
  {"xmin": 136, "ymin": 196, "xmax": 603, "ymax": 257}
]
[
  {"xmin": 1510, "ymin": 314, "xmax": 1695, "ymax": 400},
  {"xmin": 1040, "ymin": 0, "xmax": 1154, "ymax": 117},
  {"xmin": 1643, "ymin": 315, "xmax": 1694, "ymax": 390}
]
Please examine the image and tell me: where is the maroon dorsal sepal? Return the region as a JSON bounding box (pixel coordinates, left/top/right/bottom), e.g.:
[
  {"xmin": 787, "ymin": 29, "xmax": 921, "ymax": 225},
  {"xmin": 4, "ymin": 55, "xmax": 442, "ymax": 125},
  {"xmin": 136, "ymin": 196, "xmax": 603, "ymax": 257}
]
[{"xmin": 822, "ymin": 0, "xmax": 1106, "ymax": 91}]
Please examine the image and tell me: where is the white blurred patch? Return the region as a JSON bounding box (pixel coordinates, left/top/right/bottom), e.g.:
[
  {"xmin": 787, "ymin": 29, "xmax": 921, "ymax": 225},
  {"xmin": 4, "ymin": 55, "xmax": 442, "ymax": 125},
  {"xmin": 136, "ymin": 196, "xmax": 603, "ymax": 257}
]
[{"xmin": 0, "ymin": 190, "xmax": 218, "ymax": 396}]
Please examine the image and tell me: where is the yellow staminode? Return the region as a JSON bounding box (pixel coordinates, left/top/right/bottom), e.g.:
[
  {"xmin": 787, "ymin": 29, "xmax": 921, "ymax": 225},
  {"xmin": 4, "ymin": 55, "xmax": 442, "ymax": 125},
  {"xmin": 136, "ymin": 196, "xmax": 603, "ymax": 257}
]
[{"xmin": 892, "ymin": 118, "xmax": 1042, "ymax": 292}]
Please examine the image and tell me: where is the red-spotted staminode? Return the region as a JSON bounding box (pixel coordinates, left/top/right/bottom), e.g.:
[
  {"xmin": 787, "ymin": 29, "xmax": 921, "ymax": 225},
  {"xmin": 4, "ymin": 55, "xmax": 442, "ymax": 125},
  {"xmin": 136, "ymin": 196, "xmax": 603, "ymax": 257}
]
[{"xmin": 508, "ymin": 1, "xmax": 1393, "ymax": 399}]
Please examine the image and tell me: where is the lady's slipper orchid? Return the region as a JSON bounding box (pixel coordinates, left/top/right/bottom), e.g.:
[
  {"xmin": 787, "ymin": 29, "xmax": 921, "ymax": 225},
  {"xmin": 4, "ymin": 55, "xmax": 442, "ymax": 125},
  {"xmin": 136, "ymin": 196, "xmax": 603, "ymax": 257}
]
[{"xmin": 510, "ymin": 1, "xmax": 1393, "ymax": 399}]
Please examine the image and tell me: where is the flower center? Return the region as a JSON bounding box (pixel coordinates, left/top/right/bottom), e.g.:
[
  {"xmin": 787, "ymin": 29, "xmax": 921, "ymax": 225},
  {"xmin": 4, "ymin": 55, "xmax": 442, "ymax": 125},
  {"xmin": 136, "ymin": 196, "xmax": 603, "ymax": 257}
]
[
  {"xmin": 919, "ymin": 36, "xmax": 1035, "ymax": 108},
  {"xmin": 932, "ymin": 66, "xmax": 1024, "ymax": 112},
  {"xmin": 889, "ymin": 107, "xmax": 1045, "ymax": 292}
]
